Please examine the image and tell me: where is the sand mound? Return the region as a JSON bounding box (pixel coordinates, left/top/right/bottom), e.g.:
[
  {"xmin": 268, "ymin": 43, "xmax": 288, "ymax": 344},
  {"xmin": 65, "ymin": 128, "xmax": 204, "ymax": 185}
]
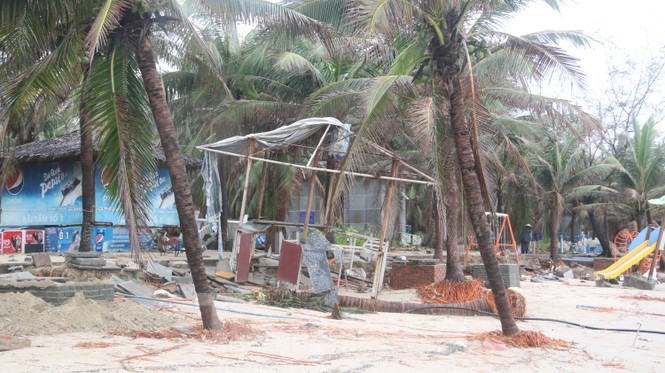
[{"xmin": 0, "ymin": 292, "xmax": 180, "ymax": 336}]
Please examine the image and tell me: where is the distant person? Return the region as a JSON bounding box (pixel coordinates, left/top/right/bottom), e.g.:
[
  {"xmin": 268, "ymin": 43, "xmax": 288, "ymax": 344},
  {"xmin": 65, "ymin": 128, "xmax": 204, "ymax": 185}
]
[{"xmin": 520, "ymin": 224, "xmax": 533, "ymax": 254}]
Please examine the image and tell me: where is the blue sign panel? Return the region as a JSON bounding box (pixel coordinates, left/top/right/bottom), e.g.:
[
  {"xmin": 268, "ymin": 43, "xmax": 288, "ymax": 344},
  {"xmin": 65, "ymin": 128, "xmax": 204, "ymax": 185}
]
[
  {"xmin": 94, "ymin": 226, "xmax": 164, "ymax": 252},
  {"xmin": 44, "ymin": 226, "xmax": 81, "ymax": 253},
  {"xmin": 1, "ymin": 162, "xmax": 83, "ymax": 226},
  {"xmin": 94, "ymin": 167, "xmax": 180, "ymax": 226}
]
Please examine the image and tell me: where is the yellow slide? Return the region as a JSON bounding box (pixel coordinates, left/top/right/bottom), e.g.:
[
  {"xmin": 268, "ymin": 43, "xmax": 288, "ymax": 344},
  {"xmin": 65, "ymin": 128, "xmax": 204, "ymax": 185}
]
[{"xmin": 594, "ymin": 241, "xmax": 657, "ymax": 280}]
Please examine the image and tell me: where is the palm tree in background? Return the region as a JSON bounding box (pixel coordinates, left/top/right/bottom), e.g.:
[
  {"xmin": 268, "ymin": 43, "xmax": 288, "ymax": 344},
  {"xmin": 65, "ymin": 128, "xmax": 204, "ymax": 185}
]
[
  {"xmin": 1, "ymin": 0, "xmax": 330, "ymax": 330},
  {"xmin": 611, "ymin": 117, "xmax": 665, "ymax": 231}
]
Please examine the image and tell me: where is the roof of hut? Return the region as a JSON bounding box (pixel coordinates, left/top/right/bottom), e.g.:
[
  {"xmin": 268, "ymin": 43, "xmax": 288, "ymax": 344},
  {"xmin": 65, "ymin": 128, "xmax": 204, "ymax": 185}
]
[{"xmin": 0, "ymin": 131, "xmax": 202, "ymax": 169}]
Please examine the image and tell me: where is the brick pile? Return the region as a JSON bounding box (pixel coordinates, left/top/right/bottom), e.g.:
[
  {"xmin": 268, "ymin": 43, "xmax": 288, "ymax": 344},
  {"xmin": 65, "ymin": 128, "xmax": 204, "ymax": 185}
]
[{"xmin": 390, "ymin": 263, "xmax": 446, "ymax": 290}]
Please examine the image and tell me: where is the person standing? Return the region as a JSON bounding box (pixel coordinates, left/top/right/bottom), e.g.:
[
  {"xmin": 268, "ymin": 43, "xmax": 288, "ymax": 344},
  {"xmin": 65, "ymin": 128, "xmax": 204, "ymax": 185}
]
[{"xmin": 520, "ymin": 224, "xmax": 533, "ymax": 254}]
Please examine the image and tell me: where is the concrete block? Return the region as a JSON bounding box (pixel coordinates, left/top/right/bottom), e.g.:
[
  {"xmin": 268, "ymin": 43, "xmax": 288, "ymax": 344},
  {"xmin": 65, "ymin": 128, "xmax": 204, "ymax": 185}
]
[
  {"xmin": 65, "ymin": 252, "xmax": 102, "ymax": 259},
  {"xmin": 30, "ymin": 253, "xmax": 52, "ymax": 268},
  {"xmin": 624, "ymin": 275, "xmax": 656, "ymax": 290},
  {"xmin": 472, "ymin": 264, "xmax": 520, "ymax": 287}
]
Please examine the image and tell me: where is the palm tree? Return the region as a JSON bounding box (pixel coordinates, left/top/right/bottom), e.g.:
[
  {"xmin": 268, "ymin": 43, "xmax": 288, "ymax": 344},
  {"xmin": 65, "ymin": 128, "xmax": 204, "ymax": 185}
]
[
  {"xmin": 2, "ymin": 0, "xmax": 328, "ymax": 330},
  {"xmin": 611, "ymin": 117, "xmax": 665, "ymax": 230},
  {"xmin": 347, "ymin": 0, "xmax": 593, "ymax": 336}
]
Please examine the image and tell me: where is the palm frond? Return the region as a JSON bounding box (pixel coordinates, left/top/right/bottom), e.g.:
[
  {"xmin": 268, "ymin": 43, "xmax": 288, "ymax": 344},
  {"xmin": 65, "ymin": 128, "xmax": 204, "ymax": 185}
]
[{"xmin": 85, "ymin": 0, "xmax": 132, "ymax": 62}]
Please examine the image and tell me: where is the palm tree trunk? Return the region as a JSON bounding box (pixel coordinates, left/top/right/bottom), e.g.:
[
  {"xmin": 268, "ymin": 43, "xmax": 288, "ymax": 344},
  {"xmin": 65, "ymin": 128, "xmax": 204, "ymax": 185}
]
[
  {"xmin": 433, "ymin": 185, "xmax": 445, "ymax": 260},
  {"xmin": 448, "ymin": 75, "xmax": 519, "ymax": 336},
  {"xmin": 549, "ymin": 199, "xmax": 560, "ymax": 261},
  {"xmin": 646, "ymin": 202, "xmax": 653, "ymax": 226},
  {"xmin": 444, "ymin": 172, "xmax": 464, "ymax": 281},
  {"xmin": 137, "ymin": 33, "xmax": 221, "ymax": 330},
  {"xmin": 80, "ymin": 71, "xmax": 95, "ymax": 252},
  {"xmin": 588, "ymin": 209, "xmax": 611, "ymax": 257}
]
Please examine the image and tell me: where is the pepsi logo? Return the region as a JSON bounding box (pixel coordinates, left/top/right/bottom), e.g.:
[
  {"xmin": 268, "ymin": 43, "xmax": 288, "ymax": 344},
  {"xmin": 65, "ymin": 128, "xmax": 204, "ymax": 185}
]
[
  {"xmin": 6, "ymin": 168, "xmax": 24, "ymax": 195},
  {"xmin": 95, "ymin": 233, "xmax": 104, "ymax": 244}
]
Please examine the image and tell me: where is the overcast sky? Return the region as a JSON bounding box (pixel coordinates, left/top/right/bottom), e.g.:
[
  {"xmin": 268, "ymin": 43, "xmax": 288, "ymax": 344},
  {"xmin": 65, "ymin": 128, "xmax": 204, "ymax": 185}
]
[{"xmin": 502, "ymin": 0, "xmax": 665, "ymax": 123}]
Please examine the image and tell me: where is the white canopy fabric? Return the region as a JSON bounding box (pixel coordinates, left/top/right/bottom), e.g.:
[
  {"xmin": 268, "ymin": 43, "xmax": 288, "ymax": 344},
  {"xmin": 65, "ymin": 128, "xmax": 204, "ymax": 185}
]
[{"xmin": 198, "ymin": 117, "xmax": 348, "ymax": 155}]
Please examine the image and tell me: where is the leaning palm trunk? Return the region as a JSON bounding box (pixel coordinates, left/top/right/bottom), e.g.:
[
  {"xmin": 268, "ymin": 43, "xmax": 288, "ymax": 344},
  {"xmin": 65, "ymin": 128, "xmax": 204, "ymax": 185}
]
[
  {"xmin": 444, "ymin": 171, "xmax": 464, "ymax": 281},
  {"xmin": 338, "ymin": 295, "xmax": 489, "ymax": 316},
  {"xmin": 137, "ymin": 33, "xmax": 221, "ymax": 330},
  {"xmin": 448, "ymin": 75, "xmax": 519, "ymax": 336},
  {"xmin": 549, "ymin": 198, "xmax": 561, "ymax": 261}
]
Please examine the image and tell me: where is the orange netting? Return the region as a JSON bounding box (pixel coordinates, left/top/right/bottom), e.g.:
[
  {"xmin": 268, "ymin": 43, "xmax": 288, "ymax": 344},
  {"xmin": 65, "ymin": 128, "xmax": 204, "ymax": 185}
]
[
  {"xmin": 639, "ymin": 250, "xmax": 662, "ymax": 275},
  {"xmin": 471, "ymin": 330, "xmax": 571, "ymax": 349},
  {"xmin": 417, "ymin": 279, "xmax": 486, "ymax": 304}
]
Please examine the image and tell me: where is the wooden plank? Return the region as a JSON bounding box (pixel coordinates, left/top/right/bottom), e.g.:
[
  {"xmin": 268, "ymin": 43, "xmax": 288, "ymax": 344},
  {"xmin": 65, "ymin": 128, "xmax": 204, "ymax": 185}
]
[
  {"xmin": 236, "ymin": 233, "xmax": 253, "ymax": 283},
  {"xmin": 277, "ymin": 241, "xmax": 302, "ymax": 285}
]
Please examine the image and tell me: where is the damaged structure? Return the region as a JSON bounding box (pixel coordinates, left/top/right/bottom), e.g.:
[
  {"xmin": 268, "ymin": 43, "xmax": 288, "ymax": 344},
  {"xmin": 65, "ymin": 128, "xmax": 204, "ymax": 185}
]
[{"xmin": 198, "ymin": 117, "xmax": 435, "ymax": 298}]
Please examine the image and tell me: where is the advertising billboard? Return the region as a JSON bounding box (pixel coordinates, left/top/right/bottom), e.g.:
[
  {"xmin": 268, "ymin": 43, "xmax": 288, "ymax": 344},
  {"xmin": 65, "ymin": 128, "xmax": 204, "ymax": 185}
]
[
  {"xmin": 1, "ymin": 162, "xmax": 83, "ymax": 226},
  {"xmin": 94, "ymin": 167, "xmax": 179, "ymax": 226},
  {"xmin": 44, "ymin": 226, "xmax": 81, "ymax": 253}
]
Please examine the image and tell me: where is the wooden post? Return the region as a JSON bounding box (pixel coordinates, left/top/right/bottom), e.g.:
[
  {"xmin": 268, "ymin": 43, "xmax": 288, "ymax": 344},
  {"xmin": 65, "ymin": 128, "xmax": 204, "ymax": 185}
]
[
  {"xmin": 255, "ymin": 157, "xmax": 268, "ymax": 219},
  {"xmin": 301, "ymin": 152, "xmax": 320, "ymax": 243},
  {"xmin": 647, "ymin": 224, "xmax": 664, "ymax": 281},
  {"xmin": 372, "ymin": 159, "xmax": 400, "ymax": 299},
  {"xmin": 238, "ymin": 139, "xmax": 256, "ymax": 229},
  {"xmin": 233, "ymin": 139, "xmax": 255, "ymax": 271}
]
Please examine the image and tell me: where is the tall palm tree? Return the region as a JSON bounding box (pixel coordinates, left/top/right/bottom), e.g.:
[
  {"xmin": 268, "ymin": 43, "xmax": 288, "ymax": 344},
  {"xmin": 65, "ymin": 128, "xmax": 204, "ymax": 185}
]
[
  {"xmin": 1, "ymin": 0, "xmax": 329, "ymax": 330},
  {"xmin": 611, "ymin": 117, "xmax": 665, "ymax": 230},
  {"xmin": 348, "ymin": 0, "xmax": 591, "ymax": 336}
]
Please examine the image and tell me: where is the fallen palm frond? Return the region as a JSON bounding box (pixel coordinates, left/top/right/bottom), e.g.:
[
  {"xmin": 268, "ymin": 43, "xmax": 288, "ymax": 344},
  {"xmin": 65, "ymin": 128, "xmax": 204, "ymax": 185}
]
[
  {"xmin": 263, "ymin": 288, "xmax": 370, "ymax": 314},
  {"xmin": 471, "ymin": 330, "xmax": 571, "ymax": 349}
]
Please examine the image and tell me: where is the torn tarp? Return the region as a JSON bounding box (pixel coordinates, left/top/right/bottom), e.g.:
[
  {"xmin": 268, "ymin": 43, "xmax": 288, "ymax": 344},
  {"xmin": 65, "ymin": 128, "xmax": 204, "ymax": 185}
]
[
  {"xmin": 198, "ymin": 117, "xmax": 349, "ymax": 155},
  {"xmin": 302, "ymin": 230, "xmax": 338, "ymax": 306}
]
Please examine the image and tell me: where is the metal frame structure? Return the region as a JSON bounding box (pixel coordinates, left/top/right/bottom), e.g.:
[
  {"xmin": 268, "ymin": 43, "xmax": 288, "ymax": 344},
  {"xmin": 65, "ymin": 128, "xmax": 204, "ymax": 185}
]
[{"xmin": 197, "ymin": 118, "xmax": 434, "ymax": 298}]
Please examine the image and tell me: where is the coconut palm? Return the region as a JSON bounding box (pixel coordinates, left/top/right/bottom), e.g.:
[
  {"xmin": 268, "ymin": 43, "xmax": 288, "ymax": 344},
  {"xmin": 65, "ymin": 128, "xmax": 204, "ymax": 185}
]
[
  {"xmin": 1, "ymin": 0, "xmax": 330, "ymax": 330},
  {"xmin": 345, "ymin": 0, "xmax": 595, "ymax": 336},
  {"xmin": 611, "ymin": 117, "xmax": 665, "ymax": 230}
]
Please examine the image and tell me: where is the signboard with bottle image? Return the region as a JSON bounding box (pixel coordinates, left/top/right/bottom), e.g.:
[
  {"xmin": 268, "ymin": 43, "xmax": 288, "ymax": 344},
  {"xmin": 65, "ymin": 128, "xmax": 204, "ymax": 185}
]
[
  {"xmin": 1, "ymin": 162, "xmax": 83, "ymax": 226},
  {"xmin": 94, "ymin": 226, "xmax": 156, "ymax": 253},
  {"xmin": 44, "ymin": 227, "xmax": 81, "ymax": 253},
  {"xmin": 2, "ymin": 230, "xmax": 23, "ymax": 254},
  {"xmin": 94, "ymin": 167, "xmax": 179, "ymax": 226}
]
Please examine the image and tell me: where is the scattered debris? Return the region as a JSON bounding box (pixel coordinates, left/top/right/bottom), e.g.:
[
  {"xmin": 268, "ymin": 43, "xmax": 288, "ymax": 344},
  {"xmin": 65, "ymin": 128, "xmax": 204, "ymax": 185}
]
[
  {"xmin": 472, "ymin": 330, "xmax": 572, "ymax": 349},
  {"xmin": 74, "ymin": 341, "xmax": 118, "ymax": 349},
  {"xmin": 0, "ymin": 335, "xmax": 31, "ymax": 351}
]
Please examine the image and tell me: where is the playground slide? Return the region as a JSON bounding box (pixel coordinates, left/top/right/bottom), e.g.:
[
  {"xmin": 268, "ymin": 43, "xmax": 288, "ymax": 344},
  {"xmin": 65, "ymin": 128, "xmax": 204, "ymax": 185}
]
[{"xmin": 594, "ymin": 240, "xmax": 656, "ymax": 280}]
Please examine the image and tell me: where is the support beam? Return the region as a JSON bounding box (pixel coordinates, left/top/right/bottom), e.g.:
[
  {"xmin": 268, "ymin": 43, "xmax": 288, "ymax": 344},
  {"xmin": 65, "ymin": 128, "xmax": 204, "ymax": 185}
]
[{"xmin": 372, "ymin": 159, "xmax": 400, "ymax": 299}]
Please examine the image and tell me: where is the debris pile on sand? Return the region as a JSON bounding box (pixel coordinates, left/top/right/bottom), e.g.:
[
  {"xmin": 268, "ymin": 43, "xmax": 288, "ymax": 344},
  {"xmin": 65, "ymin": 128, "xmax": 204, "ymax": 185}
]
[
  {"xmin": 471, "ymin": 330, "xmax": 571, "ymax": 349},
  {"xmin": 0, "ymin": 292, "xmax": 179, "ymax": 336}
]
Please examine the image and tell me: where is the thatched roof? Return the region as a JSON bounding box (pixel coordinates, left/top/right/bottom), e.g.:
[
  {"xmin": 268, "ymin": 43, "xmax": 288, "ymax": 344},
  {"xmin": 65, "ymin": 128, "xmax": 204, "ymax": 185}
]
[{"xmin": 0, "ymin": 131, "xmax": 202, "ymax": 169}]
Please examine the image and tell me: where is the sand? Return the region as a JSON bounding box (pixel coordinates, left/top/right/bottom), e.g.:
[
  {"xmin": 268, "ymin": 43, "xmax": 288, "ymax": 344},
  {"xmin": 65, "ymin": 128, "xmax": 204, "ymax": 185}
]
[
  {"xmin": 0, "ymin": 292, "xmax": 179, "ymax": 335},
  {"xmin": 0, "ymin": 278, "xmax": 664, "ymax": 372}
]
